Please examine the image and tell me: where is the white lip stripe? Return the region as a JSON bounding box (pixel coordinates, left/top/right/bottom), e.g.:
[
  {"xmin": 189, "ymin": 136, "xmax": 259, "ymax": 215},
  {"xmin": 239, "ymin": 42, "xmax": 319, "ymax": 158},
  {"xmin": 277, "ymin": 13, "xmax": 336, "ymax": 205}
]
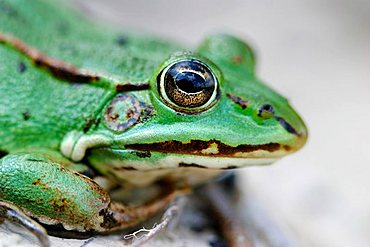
[{"xmin": 108, "ymin": 155, "xmax": 278, "ymax": 171}]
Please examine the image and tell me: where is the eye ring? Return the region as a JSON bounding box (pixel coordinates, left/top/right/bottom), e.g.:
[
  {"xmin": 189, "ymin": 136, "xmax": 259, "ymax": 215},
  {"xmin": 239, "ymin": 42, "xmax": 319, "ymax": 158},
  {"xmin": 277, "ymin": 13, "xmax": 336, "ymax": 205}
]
[{"xmin": 157, "ymin": 59, "xmax": 219, "ymax": 113}]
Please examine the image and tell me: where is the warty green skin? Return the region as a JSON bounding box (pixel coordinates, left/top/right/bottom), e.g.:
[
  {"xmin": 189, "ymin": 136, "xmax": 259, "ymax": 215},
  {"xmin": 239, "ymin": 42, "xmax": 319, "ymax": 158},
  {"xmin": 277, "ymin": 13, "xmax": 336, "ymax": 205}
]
[{"xmin": 0, "ymin": 0, "xmax": 307, "ymax": 234}]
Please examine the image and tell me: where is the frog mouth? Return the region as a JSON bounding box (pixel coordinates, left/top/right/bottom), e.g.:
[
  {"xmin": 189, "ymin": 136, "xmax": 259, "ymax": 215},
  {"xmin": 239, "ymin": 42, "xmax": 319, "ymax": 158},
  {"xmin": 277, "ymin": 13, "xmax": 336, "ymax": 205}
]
[{"xmin": 124, "ymin": 139, "xmax": 293, "ymax": 158}]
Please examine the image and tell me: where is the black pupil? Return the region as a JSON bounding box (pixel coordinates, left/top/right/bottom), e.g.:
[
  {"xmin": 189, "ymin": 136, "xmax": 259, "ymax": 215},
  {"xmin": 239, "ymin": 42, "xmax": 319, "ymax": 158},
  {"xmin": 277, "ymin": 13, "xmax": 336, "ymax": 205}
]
[
  {"xmin": 166, "ymin": 60, "xmax": 214, "ymax": 94},
  {"xmin": 175, "ymin": 72, "xmax": 205, "ymax": 93}
]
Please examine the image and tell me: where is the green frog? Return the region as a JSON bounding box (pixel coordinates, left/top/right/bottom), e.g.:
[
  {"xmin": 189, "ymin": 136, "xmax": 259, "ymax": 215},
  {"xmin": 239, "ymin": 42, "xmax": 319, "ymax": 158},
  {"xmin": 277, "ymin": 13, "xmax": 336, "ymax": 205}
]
[{"xmin": 0, "ymin": 0, "xmax": 307, "ymax": 246}]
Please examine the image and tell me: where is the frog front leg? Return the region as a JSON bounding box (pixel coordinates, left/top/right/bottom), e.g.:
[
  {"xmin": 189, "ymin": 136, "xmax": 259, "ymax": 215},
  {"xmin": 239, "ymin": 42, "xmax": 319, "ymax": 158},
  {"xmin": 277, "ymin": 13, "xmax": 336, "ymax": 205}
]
[{"xmin": 0, "ymin": 152, "xmax": 177, "ymax": 245}]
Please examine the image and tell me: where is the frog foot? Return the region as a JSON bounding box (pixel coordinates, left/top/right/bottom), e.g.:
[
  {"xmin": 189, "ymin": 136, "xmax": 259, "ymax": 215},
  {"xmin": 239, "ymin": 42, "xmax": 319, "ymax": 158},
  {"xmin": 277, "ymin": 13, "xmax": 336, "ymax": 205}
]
[{"xmin": 0, "ymin": 201, "xmax": 50, "ymax": 247}]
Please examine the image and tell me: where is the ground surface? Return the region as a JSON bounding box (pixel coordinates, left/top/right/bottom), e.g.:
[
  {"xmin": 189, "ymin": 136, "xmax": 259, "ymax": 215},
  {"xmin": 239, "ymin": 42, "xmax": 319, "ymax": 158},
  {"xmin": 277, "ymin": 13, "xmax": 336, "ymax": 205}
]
[{"xmin": 1, "ymin": 0, "xmax": 369, "ymax": 246}]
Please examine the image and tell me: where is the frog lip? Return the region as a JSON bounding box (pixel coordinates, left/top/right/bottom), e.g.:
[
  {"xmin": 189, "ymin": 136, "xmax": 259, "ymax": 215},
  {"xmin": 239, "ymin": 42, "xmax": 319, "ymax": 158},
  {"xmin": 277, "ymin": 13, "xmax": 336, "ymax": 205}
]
[{"xmin": 123, "ymin": 139, "xmax": 295, "ymax": 158}]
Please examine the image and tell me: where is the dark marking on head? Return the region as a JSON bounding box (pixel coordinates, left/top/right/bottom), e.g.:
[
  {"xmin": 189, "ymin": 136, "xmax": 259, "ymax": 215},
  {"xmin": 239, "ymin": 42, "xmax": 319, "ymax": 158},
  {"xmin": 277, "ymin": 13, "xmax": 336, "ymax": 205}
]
[
  {"xmin": 116, "ymin": 35, "xmax": 128, "ymax": 46},
  {"xmin": 226, "ymin": 93, "xmax": 248, "ymax": 109},
  {"xmin": 258, "ymin": 104, "xmax": 275, "ymax": 119},
  {"xmin": 32, "ymin": 57, "xmax": 99, "ymax": 82},
  {"xmin": 135, "ymin": 151, "xmax": 151, "ymax": 158},
  {"xmin": 139, "ymin": 104, "xmax": 155, "ymax": 123},
  {"xmin": 99, "ymin": 208, "xmax": 118, "ymax": 229},
  {"xmin": 115, "ymin": 83, "xmax": 149, "ymax": 92},
  {"xmin": 231, "ymin": 55, "xmax": 243, "ymax": 64},
  {"xmin": 275, "ymin": 117, "xmax": 299, "ymax": 136},
  {"xmin": 17, "ymin": 62, "xmax": 26, "ymax": 73},
  {"xmin": 179, "ymin": 162, "xmax": 208, "ymax": 169},
  {"xmin": 0, "ymin": 33, "xmax": 99, "ymax": 83},
  {"xmin": 126, "ymin": 140, "xmax": 282, "ymax": 156},
  {"xmin": 22, "ymin": 111, "xmax": 31, "ymax": 120}
]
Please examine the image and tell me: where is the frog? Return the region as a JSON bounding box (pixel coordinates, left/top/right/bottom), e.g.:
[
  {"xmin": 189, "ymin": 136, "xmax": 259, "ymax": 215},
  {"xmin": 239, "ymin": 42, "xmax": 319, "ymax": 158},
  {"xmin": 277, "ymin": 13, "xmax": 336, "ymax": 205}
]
[{"xmin": 0, "ymin": 0, "xmax": 307, "ymax": 246}]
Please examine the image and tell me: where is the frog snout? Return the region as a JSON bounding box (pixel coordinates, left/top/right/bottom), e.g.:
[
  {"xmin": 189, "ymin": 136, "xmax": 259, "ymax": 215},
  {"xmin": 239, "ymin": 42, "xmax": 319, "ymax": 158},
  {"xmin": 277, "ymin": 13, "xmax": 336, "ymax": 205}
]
[{"xmin": 226, "ymin": 92, "xmax": 307, "ymax": 152}]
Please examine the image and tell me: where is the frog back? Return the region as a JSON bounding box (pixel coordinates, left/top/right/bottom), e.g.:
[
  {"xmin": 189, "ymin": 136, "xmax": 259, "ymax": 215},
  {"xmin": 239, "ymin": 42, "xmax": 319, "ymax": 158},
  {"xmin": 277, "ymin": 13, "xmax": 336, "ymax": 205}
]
[{"xmin": 0, "ymin": 0, "xmax": 181, "ymax": 152}]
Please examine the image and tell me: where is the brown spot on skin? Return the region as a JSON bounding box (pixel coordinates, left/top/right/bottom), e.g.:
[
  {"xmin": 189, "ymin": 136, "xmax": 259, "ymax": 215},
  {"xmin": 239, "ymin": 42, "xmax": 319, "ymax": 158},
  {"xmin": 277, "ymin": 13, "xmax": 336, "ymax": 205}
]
[
  {"xmin": 126, "ymin": 108, "xmax": 134, "ymax": 119},
  {"xmin": 115, "ymin": 83, "xmax": 149, "ymax": 92},
  {"xmin": 32, "ymin": 178, "xmax": 41, "ymax": 186},
  {"xmin": 126, "ymin": 140, "xmax": 283, "ymax": 157},
  {"xmin": 51, "ymin": 198, "xmax": 68, "ymax": 212},
  {"xmin": 231, "ymin": 55, "xmax": 243, "ymax": 64},
  {"xmin": 0, "ymin": 33, "xmax": 99, "ymax": 83},
  {"xmin": 226, "ymin": 93, "xmax": 248, "ymax": 109},
  {"xmin": 283, "ymin": 145, "xmax": 292, "ymax": 151},
  {"xmin": 22, "ymin": 111, "xmax": 30, "ymax": 120},
  {"xmin": 178, "ymin": 162, "xmax": 207, "ymax": 169},
  {"xmin": 32, "ymin": 178, "xmax": 48, "ymax": 191}
]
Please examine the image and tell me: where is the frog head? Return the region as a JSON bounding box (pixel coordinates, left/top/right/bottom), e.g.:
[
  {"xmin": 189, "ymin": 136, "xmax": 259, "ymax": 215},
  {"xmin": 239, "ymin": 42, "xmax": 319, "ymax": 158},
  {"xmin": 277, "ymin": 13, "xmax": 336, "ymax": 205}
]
[{"xmin": 63, "ymin": 34, "xmax": 307, "ymax": 183}]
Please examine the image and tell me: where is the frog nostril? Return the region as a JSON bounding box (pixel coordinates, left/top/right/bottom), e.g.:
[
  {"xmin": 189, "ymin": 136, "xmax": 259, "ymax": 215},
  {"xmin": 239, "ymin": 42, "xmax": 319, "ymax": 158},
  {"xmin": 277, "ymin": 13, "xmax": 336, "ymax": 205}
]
[{"xmin": 258, "ymin": 104, "xmax": 275, "ymax": 119}]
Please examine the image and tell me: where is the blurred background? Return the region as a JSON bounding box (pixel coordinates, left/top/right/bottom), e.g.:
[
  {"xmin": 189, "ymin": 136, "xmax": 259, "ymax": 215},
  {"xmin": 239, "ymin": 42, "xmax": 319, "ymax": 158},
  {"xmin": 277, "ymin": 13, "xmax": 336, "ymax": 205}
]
[
  {"xmin": 1, "ymin": 0, "xmax": 369, "ymax": 246},
  {"xmin": 70, "ymin": 0, "xmax": 370, "ymax": 246}
]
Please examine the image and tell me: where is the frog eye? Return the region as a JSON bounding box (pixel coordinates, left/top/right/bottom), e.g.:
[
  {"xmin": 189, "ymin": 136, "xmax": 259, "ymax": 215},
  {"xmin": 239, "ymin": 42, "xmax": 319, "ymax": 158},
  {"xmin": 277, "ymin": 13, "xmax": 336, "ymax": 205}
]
[{"xmin": 157, "ymin": 59, "xmax": 219, "ymax": 113}]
